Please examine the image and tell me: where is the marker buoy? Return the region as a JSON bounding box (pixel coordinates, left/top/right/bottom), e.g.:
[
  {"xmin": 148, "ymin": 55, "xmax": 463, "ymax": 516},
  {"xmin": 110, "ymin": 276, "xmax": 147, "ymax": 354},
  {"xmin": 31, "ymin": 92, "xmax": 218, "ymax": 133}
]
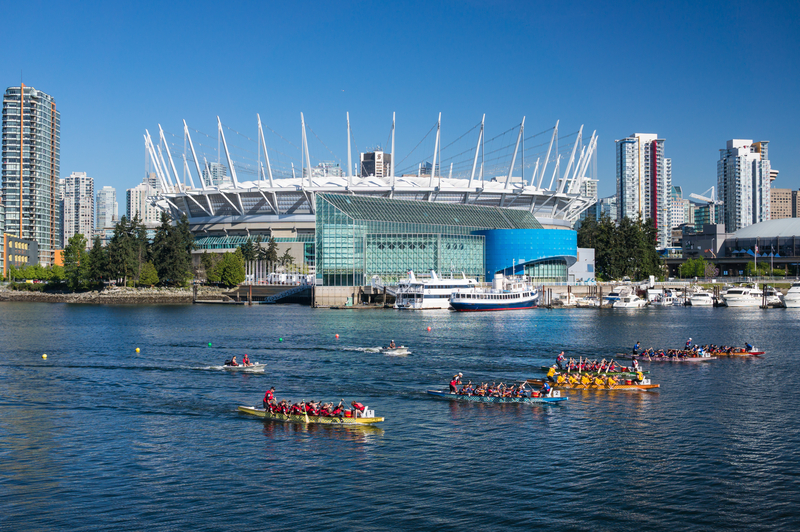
[
  {"xmin": 135, "ymin": 348, "xmax": 140, "ymax": 353},
  {"xmin": 335, "ymin": 334, "xmax": 339, "ymax": 339},
  {"xmin": 208, "ymin": 342, "xmax": 212, "ymax": 347},
  {"xmin": 42, "ymin": 354, "xmax": 47, "ymax": 359},
  {"xmin": 279, "ymin": 338, "xmax": 283, "ymax": 342},
  {"xmin": 427, "ymin": 327, "xmax": 431, "ymax": 332}
]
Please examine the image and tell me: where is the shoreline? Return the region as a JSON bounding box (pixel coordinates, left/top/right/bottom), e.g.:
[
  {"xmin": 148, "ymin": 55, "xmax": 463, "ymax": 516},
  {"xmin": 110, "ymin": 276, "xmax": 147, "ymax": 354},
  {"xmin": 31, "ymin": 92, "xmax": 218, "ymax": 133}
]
[{"xmin": 0, "ymin": 287, "xmax": 227, "ymax": 305}]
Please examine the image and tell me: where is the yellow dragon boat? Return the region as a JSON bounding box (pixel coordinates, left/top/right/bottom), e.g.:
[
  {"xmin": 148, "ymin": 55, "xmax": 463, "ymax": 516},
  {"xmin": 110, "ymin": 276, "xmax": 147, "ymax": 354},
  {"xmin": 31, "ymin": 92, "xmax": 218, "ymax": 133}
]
[
  {"xmin": 238, "ymin": 406, "xmax": 385, "ymax": 425},
  {"xmin": 527, "ymin": 378, "xmax": 659, "ymax": 391}
]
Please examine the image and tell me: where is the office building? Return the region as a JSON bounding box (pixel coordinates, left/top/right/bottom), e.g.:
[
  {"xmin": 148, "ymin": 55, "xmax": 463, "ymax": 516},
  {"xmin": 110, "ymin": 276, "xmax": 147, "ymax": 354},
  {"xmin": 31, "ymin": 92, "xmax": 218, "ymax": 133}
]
[
  {"xmin": 127, "ymin": 174, "xmax": 162, "ymax": 224},
  {"xmin": 1, "ymin": 85, "xmax": 61, "ymax": 265},
  {"xmin": 770, "ymin": 188, "xmax": 797, "ymax": 219},
  {"xmin": 717, "ymin": 139, "xmax": 772, "ymax": 232},
  {"xmin": 616, "ymin": 133, "xmax": 672, "ymax": 247},
  {"xmin": 304, "ymin": 161, "xmax": 344, "ymax": 178},
  {"xmin": 97, "ymin": 186, "xmax": 118, "ymax": 232},
  {"xmin": 63, "ymin": 172, "xmax": 95, "ymax": 248}
]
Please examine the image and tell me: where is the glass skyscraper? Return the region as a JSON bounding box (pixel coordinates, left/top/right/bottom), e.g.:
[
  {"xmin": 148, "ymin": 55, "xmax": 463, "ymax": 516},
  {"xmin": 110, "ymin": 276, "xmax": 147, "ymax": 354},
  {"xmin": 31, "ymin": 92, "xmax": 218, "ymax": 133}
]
[{"xmin": 1, "ymin": 85, "xmax": 61, "ymax": 265}]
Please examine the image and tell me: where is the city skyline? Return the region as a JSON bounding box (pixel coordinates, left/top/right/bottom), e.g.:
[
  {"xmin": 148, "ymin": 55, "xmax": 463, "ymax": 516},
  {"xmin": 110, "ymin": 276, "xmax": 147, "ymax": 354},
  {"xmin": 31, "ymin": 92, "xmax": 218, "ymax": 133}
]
[{"xmin": 1, "ymin": 0, "xmax": 797, "ymax": 201}]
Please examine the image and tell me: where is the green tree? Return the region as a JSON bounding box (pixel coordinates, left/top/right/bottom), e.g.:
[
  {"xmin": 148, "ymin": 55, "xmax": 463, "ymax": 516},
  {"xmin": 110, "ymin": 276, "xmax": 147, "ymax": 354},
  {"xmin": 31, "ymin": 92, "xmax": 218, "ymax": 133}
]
[
  {"xmin": 200, "ymin": 253, "xmax": 222, "ymax": 283},
  {"xmin": 49, "ymin": 265, "xmax": 65, "ymax": 282},
  {"xmin": 138, "ymin": 262, "xmax": 159, "ymax": 286},
  {"xmin": 87, "ymin": 237, "xmax": 108, "ymax": 284},
  {"xmin": 264, "ymin": 237, "xmax": 279, "ymax": 263},
  {"xmin": 152, "ymin": 212, "xmax": 191, "ymax": 287},
  {"xmin": 215, "ymin": 249, "xmax": 245, "ymax": 287},
  {"xmin": 107, "ymin": 216, "xmax": 136, "ymax": 285},
  {"xmin": 63, "ymin": 233, "xmax": 89, "ymax": 291},
  {"xmin": 131, "ymin": 214, "xmax": 150, "ymax": 283},
  {"xmin": 279, "ymin": 248, "xmax": 294, "ymax": 265},
  {"xmin": 240, "ymin": 238, "xmax": 256, "ymax": 262}
]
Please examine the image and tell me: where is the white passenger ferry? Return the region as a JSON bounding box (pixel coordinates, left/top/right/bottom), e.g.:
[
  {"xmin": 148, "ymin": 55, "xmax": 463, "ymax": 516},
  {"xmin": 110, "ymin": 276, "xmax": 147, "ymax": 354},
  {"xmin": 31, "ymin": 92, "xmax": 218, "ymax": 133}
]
[
  {"xmin": 393, "ymin": 270, "xmax": 478, "ymax": 310},
  {"xmin": 450, "ymin": 274, "xmax": 538, "ymax": 312}
]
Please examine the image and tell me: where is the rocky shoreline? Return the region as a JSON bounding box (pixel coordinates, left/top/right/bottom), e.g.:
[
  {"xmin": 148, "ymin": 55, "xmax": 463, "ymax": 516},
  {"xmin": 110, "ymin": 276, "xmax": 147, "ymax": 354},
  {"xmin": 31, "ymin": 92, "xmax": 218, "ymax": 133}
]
[{"xmin": 0, "ymin": 286, "xmax": 229, "ymax": 304}]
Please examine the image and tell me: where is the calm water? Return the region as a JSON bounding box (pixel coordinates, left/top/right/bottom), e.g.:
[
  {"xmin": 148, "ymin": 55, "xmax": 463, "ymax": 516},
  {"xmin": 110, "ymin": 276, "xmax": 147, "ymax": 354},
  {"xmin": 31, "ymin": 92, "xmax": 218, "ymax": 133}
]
[{"xmin": 1, "ymin": 302, "xmax": 799, "ymax": 531}]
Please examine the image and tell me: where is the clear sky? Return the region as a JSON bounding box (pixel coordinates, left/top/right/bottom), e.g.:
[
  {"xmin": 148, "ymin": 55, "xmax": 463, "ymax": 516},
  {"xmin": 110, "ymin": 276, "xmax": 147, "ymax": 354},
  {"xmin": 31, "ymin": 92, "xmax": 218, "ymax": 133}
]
[{"xmin": 3, "ymin": 0, "xmax": 798, "ymax": 199}]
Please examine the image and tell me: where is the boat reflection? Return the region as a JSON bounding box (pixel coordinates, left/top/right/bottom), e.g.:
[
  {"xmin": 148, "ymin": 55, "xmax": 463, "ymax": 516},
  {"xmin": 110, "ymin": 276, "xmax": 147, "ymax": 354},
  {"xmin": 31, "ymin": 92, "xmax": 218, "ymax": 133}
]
[{"xmin": 260, "ymin": 418, "xmax": 384, "ymax": 442}]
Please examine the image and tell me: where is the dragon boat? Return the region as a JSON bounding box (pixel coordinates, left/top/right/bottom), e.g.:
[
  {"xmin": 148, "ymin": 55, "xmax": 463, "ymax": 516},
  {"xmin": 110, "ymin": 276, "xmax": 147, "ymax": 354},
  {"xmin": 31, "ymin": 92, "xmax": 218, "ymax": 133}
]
[
  {"xmin": 527, "ymin": 378, "xmax": 659, "ymax": 391},
  {"xmin": 426, "ymin": 390, "xmax": 567, "ymax": 404},
  {"xmin": 711, "ymin": 350, "xmax": 765, "ymax": 357},
  {"xmin": 616, "ymin": 354, "xmax": 716, "ymax": 362},
  {"xmin": 539, "ymin": 366, "xmax": 649, "ymax": 376},
  {"xmin": 237, "ymin": 406, "xmax": 385, "ymax": 425}
]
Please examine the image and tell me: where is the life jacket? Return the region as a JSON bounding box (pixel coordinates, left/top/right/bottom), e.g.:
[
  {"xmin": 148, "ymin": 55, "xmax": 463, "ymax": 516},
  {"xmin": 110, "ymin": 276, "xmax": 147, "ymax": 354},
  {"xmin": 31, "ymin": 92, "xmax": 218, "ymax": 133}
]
[{"xmin": 351, "ymin": 402, "xmax": 365, "ymax": 412}]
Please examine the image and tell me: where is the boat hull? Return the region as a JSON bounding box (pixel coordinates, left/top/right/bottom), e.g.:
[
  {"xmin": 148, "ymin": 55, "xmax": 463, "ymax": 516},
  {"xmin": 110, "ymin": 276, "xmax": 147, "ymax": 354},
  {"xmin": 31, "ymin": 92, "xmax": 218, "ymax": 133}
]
[
  {"xmin": 617, "ymin": 354, "xmax": 717, "ymax": 362},
  {"xmin": 526, "ymin": 379, "xmax": 659, "ymax": 391},
  {"xmin": 426, "ymin": 390, "xmax": 567, "ymax": 403},
  {"xmin": 450, "ymin": 300, "xmax": 537, "ymax": 311},
  {"xmin": 237, "ymin": 406, "xmax": 384, "ymax": 424}
]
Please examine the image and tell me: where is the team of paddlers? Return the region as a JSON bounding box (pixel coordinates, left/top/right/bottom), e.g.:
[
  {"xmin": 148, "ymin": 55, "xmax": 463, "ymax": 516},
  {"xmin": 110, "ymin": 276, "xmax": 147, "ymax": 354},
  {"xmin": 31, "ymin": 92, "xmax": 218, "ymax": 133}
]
[
  {"xmin": 544, "ymin": 364, "xmax": 646, "ymax": 387},
  {"xmin": 261, "ymin": 387, "xmax": 367, "ymax": 418},
  {"xmin": 449, "ymin": 374, "xmax": 554, "ymax": 397},
  {"xmin": 555, "ymin": 352, "xmax": 626, "ymax": 372}
]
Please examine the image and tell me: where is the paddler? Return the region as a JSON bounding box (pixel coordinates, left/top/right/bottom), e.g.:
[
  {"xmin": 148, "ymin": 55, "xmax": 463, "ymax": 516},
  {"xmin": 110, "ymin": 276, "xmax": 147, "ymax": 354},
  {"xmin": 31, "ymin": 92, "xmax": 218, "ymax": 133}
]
[
  {"xmin": 263, "ymin": 386, "xmax": 275, "ymax": 409},
  {"xmin": 546, "ymin": 366, "xmax": 558, "ymax": 383}
]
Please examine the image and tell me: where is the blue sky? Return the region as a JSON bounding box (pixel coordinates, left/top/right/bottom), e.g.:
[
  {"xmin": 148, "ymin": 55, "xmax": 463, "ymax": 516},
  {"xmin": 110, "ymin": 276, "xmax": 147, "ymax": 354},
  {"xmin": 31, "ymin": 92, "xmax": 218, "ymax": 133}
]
[{"xmin": 3, "ymin": 0, "xmax": 798, "ymax": 199}]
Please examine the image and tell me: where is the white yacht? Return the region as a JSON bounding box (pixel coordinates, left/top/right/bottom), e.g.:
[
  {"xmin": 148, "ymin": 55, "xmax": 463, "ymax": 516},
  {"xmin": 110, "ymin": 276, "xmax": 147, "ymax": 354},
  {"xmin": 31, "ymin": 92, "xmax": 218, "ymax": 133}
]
[
  {"xmin": 393, "ymin": 270, "xmax": 477, "ymax": 310},
  {"xmin": 782, "ymin": 282, "xmax": 800, "ymax": 308},
  {"xmin": 722, "ymin": 286, "xmax": 762, "ymax": 307},
  {"xmin": 689, "ymin": 290, "xmax": 715, "ymax": 306},
  {"xmin": 763, "ymin": 287, "xmax": 784, "ymax": 308},
  {"xmin": 602, "ymin": 286, "xmax": 631, "ymax": 307},
  {"xmin": 552, "ymin": 292, "xmax": 578, "ymax": 307},
  {"xmin": 613, "ymin": 294, "xmax": 646, "ymax": 308},
  {"xmin": 449, "ymin": 274, "xmax": 538, "ymax": 312}
]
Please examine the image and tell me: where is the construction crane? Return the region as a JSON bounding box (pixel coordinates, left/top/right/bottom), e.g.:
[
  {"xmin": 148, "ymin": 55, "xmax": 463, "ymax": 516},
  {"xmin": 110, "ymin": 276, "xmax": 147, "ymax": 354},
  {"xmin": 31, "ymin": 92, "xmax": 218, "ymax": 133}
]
[{"xmin": 690, "ymin": 186, "xmax": 721, "ymax": 204}]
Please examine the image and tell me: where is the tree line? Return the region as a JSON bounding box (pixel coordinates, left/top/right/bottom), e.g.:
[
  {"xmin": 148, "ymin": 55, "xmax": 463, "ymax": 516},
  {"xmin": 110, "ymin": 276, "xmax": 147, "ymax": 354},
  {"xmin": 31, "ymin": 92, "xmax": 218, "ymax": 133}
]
[{"xmin": 577, "ymin": 215, "xmax": 664, "ymax": 281}]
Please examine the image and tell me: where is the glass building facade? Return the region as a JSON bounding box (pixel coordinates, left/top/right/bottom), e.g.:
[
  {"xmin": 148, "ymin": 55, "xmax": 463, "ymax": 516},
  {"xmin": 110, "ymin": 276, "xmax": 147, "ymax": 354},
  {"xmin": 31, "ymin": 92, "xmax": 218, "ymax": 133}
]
[{"xmin": 315, "ymin": 193, "xmax": 544, "ymax": 286}]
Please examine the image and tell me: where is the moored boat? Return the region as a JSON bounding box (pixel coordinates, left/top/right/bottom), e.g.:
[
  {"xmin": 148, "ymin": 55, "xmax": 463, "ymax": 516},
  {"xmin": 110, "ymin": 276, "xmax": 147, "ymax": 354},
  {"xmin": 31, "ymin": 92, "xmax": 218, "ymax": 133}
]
[
  {"xmin": 238, "ymin": 405, "xmax": 384, "ymax": 424},
  {"xmin": 526, "ymin": 378, "xmax": 659, "ymax": 391},
  {"xmin": 450, "ymin": 274, "xmax": 538, "ymax": 312},
  {"xmin": 394, "ymin": 270, "xmax": 478, "ymax": 310},
  {"xmin": 426, "ymin": 390, "xmax": 567, "ymax": 403},
  {"xmin": 782, "ymin": 282, "xmax": 800, "ymax": 308}
]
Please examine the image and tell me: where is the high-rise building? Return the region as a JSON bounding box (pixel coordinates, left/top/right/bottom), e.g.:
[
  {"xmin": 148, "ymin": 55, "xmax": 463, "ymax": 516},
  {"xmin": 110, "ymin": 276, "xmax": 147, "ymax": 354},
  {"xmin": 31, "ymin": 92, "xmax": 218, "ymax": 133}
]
[
  {"xmin": 127, "ymin": 174, "xmax": 162, "ymax": 224},
  {"xmin": 97, "ymin": 186, "xmax": 118, "ymax": 231},
  {"xmin": 717, "ymin": 139, "xmax": 772, "ymax": 232},
  {"xmin": 359, "ymin": 151, "xmax": 391, "ymax": 178},
  {"xmin": 202, "ymin": 162, "xmax": 228, "ymax": 187},
  {"xmin": 62, "ymin": 172, "xmax": 95, "ymax": 248},
  {"xmin": 615, "ymin": 133, "xmax": 672, "ymax": 247},
  {"xmin": 304, "ymin": 161, "xmax": 344, "ymax": 178},
  {"xmin": 1, "ymin": 85, "xmax": 61, "ymax": 265},
  {"xmin": 769, "ymin": 188, "xmax": 797, "ymax": 219}
]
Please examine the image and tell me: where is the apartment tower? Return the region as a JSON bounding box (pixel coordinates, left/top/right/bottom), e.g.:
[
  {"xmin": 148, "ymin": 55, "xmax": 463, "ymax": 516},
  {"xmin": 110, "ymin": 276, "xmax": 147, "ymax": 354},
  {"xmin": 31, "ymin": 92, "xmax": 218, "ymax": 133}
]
[
  {"xmin": 616, "ymin": 133, "xmax": 672, "ymax": 248},
  {"xmin": 62, "ymin": 172, "xmax": 95, "ymax": 248},
  {"xmin": 1, "ymin": 85, "xmax": 61, "ymax": 265},
  {"xmin": 717, "ymin": 140, "xmax": 771, "ymax": 232}
]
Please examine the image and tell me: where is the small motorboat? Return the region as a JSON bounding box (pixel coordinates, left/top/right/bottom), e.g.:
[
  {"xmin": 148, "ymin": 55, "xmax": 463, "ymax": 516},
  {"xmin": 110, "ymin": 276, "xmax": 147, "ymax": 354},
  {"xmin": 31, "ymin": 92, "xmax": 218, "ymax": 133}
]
[{"xmin": 381, "ymin": 346, "xmax": 410, "ymax": 355}]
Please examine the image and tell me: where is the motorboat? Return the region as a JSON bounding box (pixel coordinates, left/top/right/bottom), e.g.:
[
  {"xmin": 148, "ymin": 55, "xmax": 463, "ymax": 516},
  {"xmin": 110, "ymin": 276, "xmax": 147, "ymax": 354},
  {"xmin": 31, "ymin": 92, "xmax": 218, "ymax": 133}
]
[
  {"xmin": 782, "ymin": 282, "xmax": 800, "ymax": 308},
  {"xmin": 763, "ymin": 287, "xmax": 784, "ymax": 308},
  {"xmin": 602, "ymin": 286, "xmax": 631, "ymax": 306},
  {"xmin": 450, "ymin": 274, "xmax": 538, "ymax": 311},
  {"xmin": 650, "ymin": 291, "xmax": 677, "ymax": 306},
  {"xmin": 552, "ymin": 292, "xmax": 578, "ymax": 307},
  {"xmin": 394, "ymin": 270, "xmax": 478, "ymax": 310},
  {"xmin": 722, "ymin": 286, "xmax": 762, "ymax": 307},
  {"xmin": 613, "ymin": 294, "xmax": 646, "ymax": 308},
  {"xmin": 689, "ymin": 290, "xmax": 715, "ymax": 306},
  {"xmin": 381, "ymin": 345, "xmax": 410, "ymax": 355},
  {"xmin": 576, "ymin": 296, "xmax": 600, "ymax": 308}
]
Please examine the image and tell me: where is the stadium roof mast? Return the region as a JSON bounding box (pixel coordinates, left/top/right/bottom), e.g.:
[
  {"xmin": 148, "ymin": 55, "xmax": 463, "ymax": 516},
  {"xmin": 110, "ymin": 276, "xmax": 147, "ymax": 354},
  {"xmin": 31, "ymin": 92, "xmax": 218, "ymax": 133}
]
[
  {"xmin": 537, "ymin": 120, "xmax": 558, "ymax": 189},
  {"xmin": 505, "ymin": 116, "xmax": 525, "ymax": 189},
  {"xmin": 346, "ymin": 112, "xmax": 352, "ymax": 187},
  {"xmin": 256, "ymin": 114, "xmax": 275, "ymax": 188},
  {"xmin": 429, "ymin": 113, "xmax": 441, "ymax": 189},
  {"xmin": 159, "ymin": 125, "xmax": 184, "ymax": 193},
  {"xmin": 217, "ymin": 116, "xmax": 240, "ymax": 188},
  {"xmin": 468, "ymin": 114, "xmax": 485, "ymax": 190},
  {"xmin": 558, "ymin": 125, "xmax": 583, "ymax": 194},
  {"xmin": 184, "ymin": 120, "xmax": 208, "ymax": 191},
  {"xmin": 390, "ymin": 112, "xmax": 396, "ymax": 189},
  {"xmin": 301, "ymin": 112, "xmax": 312, "ymax": 189}
]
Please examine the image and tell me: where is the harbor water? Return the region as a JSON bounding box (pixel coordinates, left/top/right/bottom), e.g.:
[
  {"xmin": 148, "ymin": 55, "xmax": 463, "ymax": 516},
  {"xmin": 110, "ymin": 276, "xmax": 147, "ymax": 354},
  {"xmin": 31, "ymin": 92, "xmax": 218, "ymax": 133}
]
[{"xmin": 1, "ymin": 302, "xmax": 799, "ymax": 531}]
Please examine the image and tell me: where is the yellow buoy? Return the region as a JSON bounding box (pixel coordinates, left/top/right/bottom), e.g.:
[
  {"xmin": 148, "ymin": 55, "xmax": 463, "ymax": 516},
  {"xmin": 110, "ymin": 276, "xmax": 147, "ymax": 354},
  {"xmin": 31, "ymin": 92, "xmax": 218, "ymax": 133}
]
[
  {"xmin": 42, "ymin": 354, "xmax": 47, "ymax": 359},
  {"xmin": 135, "ymin": 348, "xmax": 140, "ymax": 353}
]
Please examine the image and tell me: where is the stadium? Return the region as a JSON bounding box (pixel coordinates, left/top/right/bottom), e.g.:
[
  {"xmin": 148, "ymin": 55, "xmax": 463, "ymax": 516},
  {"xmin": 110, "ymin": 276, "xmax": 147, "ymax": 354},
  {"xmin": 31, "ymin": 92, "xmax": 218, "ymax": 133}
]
[{"xmin": 145, "ymin": 113, "xmax": 598, "ymax": 303}]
